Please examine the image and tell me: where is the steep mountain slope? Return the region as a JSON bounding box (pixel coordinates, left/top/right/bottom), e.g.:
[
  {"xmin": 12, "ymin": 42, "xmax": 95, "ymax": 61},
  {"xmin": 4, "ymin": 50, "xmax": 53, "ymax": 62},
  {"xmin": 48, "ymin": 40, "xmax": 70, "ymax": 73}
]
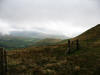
[
  {"xmin": 51, "ymin": 24, "xmax": 100, "ymax": 45},
  {"xmin": 74, "ymin": 24, "xmax": 100, "ymax": 41},
  {"xmin": 73, "ymin": 24, "xmax": 100, "ymax": 47}
]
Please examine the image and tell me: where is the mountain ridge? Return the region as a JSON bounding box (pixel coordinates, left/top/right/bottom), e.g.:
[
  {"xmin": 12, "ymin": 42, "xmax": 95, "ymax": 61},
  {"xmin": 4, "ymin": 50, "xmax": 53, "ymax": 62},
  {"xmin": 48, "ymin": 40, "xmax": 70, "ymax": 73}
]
[{"xmin": 73, "ymin": 24, "xmax": 100, "ymax": 41}]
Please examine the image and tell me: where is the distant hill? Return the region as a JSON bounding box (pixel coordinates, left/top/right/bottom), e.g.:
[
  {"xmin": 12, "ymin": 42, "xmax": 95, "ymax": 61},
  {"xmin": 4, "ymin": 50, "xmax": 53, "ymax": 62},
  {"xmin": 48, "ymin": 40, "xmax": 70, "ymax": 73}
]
[
  {"xmin": 33, "ymin": 38, "xmax": 62, "ymax": 46},
  {"xmin": 0, "ymin": 36, "xmax": 63, "ymax": 49},
  {"xmin": 9, "ymin": 31, "xmax": 68, "ymax": 39},
  {"xmin": 0, "ymin": 36, "xmax": 40, "ymax": 49},
  {"xmin": 0, "ymin": 31, "xmax": 68, "ymax": 49}
]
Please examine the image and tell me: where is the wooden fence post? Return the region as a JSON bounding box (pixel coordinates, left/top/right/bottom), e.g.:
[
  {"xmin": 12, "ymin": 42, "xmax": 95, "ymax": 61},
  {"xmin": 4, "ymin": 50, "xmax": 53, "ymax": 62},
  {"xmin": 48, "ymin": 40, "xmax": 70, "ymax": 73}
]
[
  {"xmin": 0, "ymin": 48, "xmax": 7, "ymax": 75},
  {"xmin": 4, "ymin": 50, "xmax": 7, "ymax": 75},
  {"xmin": 76, "ymin": 39, "xmax": 79, "ymax": 50},
  {"xmin": 0, "ymin": 48, "xmax": 4, "ymax": 75},
  {"xmin": 67, "ymin": 40, "xmax": 71, "ymax": 54}
]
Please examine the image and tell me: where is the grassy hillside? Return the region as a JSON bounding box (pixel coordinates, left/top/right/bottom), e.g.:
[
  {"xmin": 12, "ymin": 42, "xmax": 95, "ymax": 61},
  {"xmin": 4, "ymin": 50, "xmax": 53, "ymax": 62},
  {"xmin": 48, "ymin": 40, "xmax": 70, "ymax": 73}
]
[
  {"xmin": 74, "ymin": 24, "xmax": 100, "ymax": 41},
  {"xmin": 7, "ymin": 45, "xmax": 100, "ymax": 75},
  {"xmin": 73, "ymin": 24, "xmax": 100, "ymax": 47},
  {"xmin": 6, "ymin": 24, "xmax": 100, "ymax": 75}
]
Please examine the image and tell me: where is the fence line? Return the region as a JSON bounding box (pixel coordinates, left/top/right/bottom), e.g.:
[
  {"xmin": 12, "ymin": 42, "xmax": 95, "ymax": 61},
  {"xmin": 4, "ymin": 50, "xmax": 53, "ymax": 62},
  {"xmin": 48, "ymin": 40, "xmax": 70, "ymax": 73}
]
[
  {"xmin": 0, "ymin": 48, "xmax": 7, "ymax": 75},
  {"xmin": 66, "ymin": 39, "xmax": 80, "ymax": 54}
]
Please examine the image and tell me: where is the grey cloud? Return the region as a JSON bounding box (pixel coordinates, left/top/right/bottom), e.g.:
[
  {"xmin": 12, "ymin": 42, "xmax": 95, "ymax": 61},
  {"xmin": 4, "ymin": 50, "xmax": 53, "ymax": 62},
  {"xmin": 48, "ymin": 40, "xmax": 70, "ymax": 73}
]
[{"xmin": 0, "ymin": 0, "xmax": 100, "ymax": 37}]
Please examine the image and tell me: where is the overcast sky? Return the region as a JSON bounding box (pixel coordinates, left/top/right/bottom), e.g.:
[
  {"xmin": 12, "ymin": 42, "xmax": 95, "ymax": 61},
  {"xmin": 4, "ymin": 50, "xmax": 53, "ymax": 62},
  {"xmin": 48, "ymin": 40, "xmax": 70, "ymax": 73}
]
[{"xmin": 0, "ymin": 0, "xmax": 100, "ymax": 37}]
